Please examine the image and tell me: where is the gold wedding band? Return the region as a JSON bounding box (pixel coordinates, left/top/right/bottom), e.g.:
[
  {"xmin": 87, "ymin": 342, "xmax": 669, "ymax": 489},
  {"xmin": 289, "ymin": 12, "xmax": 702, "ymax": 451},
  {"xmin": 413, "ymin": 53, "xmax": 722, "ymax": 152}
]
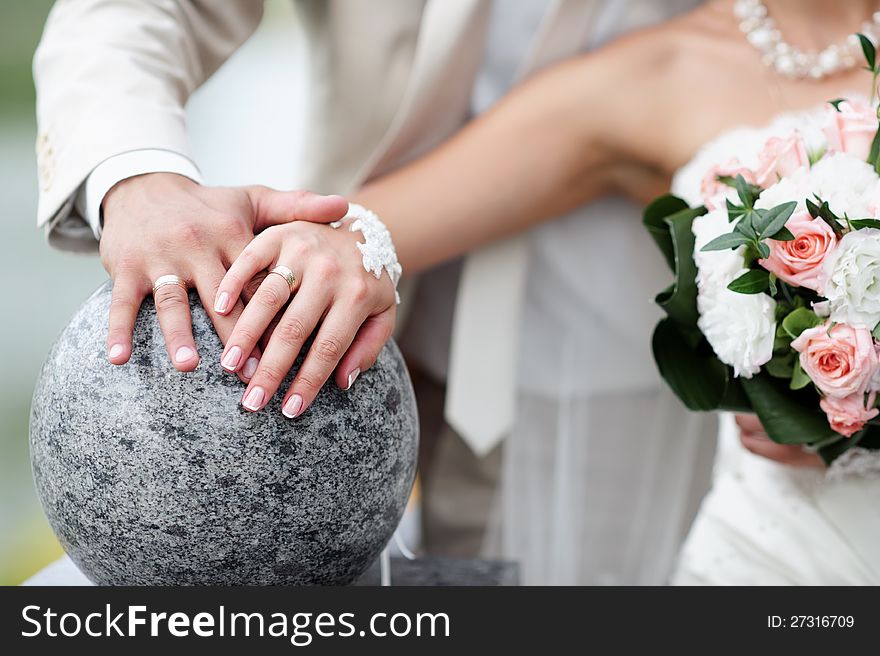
[
  {"xmin": 268, "ymin": 265, "xmax": 297, "ymax": 293},
  {"xmin": 152, "ymin": 274, "xmax": 188, "ymax": 295}
]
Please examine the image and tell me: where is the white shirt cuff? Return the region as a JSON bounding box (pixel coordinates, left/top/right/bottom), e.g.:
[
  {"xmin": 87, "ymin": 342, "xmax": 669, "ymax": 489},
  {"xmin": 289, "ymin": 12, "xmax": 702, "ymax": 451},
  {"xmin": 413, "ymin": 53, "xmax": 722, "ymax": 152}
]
[{"xmin": 74, "ymin": 149, "xmax": 202, "ymax": 240}]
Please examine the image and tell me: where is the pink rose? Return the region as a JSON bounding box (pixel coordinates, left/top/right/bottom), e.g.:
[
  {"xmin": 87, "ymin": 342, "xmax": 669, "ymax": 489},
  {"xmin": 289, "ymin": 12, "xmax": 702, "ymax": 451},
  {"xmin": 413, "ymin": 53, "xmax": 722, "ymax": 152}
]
[
  {"xmin": 823, "ymin": 100, "xmax": 877, "ymax": 161},
  {"xmin": 699, "ymin": 158, "xmax": 757, "ymax": 209},
  {"xmin": 754, "ymin": 133, "xmax": 810, "ymax": 186},
  {"xmin": 759, "ymin": 210, "xmax": 837, "ymax": 292},
  {"xmin": 791, "ymin": 323, "xmax": 880, "ymax": 398},
  {"xmin": 820, "ymin": 392, "xmax": 878, "ymax": 437}
]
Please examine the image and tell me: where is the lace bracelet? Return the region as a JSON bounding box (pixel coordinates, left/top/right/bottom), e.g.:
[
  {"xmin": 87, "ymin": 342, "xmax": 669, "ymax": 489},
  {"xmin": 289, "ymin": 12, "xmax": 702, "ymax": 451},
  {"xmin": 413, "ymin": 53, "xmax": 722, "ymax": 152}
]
[{"xmin": 331, "ymin": 203, "xmax": 403, "ymax": 304}]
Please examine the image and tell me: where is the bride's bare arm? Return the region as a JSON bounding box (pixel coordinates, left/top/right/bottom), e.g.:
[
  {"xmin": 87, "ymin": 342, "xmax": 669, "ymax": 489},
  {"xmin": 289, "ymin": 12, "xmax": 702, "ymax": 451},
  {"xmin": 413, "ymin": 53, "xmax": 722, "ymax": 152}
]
[{"xmin": 354, "ymin": 46, "xmax": 661, "ymax": 273}]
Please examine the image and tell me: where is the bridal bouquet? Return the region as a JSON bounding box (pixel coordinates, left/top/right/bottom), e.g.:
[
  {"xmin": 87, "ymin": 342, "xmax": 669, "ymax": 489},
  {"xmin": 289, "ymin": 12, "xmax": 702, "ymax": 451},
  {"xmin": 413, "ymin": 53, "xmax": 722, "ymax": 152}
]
[{"xmin": 645, "ymin": 36, "xmax": 880, "ymax": 463}]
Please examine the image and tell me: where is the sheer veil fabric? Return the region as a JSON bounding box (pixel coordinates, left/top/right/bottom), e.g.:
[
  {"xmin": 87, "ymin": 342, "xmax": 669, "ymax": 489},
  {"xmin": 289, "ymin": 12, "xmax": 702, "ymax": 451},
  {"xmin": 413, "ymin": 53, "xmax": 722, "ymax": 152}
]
[
  {"xmin": 471, "ymin": 0, "xmax": 713, "ymax": 586},
  {"xmin": 481, "ymin": 194, "xmax": 717, "ymax": 585}
]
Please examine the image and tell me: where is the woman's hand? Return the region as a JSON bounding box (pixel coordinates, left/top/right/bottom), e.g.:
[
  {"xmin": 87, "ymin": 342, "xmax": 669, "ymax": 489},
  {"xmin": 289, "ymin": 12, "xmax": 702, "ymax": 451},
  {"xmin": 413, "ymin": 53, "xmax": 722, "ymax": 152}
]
[
  {"xmin": 100, "ymin": 173, "xmax": 349, "ymax": 381},
  {"xmin": 214, "ymin": 221, "xmax": 397, "ymax": 417},
  {"xmin": 735, "ymin": 414, "xmax": 824, "ymax": 468}
]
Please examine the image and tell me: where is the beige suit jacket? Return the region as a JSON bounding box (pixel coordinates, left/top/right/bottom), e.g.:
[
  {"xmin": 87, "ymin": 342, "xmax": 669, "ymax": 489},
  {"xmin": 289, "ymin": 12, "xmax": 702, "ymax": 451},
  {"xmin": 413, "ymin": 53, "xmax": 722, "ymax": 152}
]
[
  {"xmin": 35, "ymin": 0, "xmax": 604, "ymax": 243},
  {"xmin": 31, "ymin": 0, "xmax": 634, "ymax": 455}
]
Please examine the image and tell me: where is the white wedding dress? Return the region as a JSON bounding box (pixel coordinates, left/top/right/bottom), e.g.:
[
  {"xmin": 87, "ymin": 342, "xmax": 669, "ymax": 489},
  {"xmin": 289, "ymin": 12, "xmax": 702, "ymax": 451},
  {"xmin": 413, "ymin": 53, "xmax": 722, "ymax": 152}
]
[{"xmin": 670, "ymin": 106, "xmax": 880, "ymax": 585}]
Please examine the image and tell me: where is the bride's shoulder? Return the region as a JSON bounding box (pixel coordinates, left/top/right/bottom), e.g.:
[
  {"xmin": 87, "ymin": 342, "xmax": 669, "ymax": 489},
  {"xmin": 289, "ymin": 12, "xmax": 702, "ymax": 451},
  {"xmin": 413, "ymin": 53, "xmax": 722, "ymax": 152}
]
[
  {"xmin": 576, "ymin": 6, "xmax": 741, "ymax": 158},
  {"xmin": 599, "ymin": 3, "xmax": 741, "ymax": 90}
]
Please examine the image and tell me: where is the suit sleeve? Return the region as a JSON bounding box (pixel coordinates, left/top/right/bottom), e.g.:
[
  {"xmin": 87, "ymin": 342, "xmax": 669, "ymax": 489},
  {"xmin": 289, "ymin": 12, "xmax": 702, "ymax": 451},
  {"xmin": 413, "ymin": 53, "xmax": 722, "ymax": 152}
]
[{"xmin": 33, "ymin": 0, "xmax": 265, "ymax": 252}]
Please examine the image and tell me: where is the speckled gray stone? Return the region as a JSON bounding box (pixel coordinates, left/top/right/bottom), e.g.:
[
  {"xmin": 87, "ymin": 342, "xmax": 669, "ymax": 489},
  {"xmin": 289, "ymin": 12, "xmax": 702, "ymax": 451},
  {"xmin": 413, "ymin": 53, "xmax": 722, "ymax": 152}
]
[{"xmin": 30, "ymin": 281, "xmax": 419, "ymax": 585}]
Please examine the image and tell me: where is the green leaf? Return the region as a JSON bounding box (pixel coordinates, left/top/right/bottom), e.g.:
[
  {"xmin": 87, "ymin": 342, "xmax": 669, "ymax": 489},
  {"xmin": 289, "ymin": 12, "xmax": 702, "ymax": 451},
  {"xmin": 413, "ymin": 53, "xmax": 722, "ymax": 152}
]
[
  {"xmin": 769, "ymin": 226, "xmax": 795, "ymax": 241},
  {"xmin": 756, "ymin": 241, "xmax": 771, "ymax": 259},
  {"xmin": 642, "ymin": 194, "xmax": 690, "ymax": 271},
  {"xmin": 828, "ymin": 98, "xmax": 846, "ymax": 111},
  {"xmin": 737, "ymin": 210, "xmax": 760, "ymax": 240},
  {"xmin": 651, "ymin": 319, "xmax": 730, "ymax": 411},
  {"xmin": 764, "ymin": 352, "xmax": 795, "ymax": 379},
  {"xmin": 781, "ymin": 307, "xmax": 823, "ymax": 339},
  {"xmin": 817, "ymin": 433, "xmax": 858, "ymax": 465},
  {"xmin": 873, "ymin": 322, "xmax": 880, "ymax": 340},
  {"xmin": 700, "ymin": 232, "xmax": 751, "ymax": 252},
  {"xmin": 654, "ymin": 206, "xmax": 707, "ymax": 330},
  {"xmin": 726, "ymin": 198, "xmax": 745, "ymax": 222},
  {"xmin": 849, "ymin": 218, "xmax": 880, "ymax": 230},
  {"xmin": 740, "ymin": 374, "xmax": 836, "ymax": 445},
  {"xmin": 858, "ymin": 33, "xmax": 876, "ymax": 70},
  {"xmin": 868, "ymin": 126, "xmax": 880, "ymax": 174},
  {"xmin": 816, "ymin": 427, "xmax": 880, "ymax": 464},
  {"xmin": 758, "ymin": 201, "xmax": 797, "ymax": 240},
  {"xmin": 806, "ymin": 197, "xmax": 844, "ymax": 237},
  {"xmin": 790, "ymin": 359, "xmax": 812, "ymax": 390},
  {"xmin": 735, "ymin": 174, "xmax": 758, "ymax": 209},
  {"xmin": 727, "ymin": 269, "xmax": 770, "ymax": 294}
]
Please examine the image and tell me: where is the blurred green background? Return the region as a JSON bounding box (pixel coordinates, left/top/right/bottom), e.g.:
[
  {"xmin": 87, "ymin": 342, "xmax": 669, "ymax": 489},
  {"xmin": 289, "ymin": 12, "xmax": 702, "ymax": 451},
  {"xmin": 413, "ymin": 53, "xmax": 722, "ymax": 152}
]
[
  {"xmin": 0, "ymin": 0, "xmax": 306, "ymax": 584},
  {"xmin": 0, "ymin": 0, "xmax": 98, "ymax": 586}
]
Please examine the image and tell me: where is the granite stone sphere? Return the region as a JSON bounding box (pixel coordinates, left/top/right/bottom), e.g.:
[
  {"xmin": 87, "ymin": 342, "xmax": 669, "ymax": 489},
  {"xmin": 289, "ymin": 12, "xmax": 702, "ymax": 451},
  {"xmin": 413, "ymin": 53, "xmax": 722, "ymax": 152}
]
[{"xmin": 30, "ymin": 281, "xmax": 418, "ymax": 585}]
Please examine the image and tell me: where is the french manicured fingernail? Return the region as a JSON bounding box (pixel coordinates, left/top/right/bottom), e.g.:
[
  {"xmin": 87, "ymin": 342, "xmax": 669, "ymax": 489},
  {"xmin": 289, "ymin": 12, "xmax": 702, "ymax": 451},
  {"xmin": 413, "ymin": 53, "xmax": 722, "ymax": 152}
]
[
  {"xmin": 214, "ymin": 291, "xmax": 230, "ymax": 314},
  {"xmin": 282, "ymin": 394, "xmax": 303, "ymax": 418},
  {"xmin": 346, "ymin": 368, "xmax": 360, "ymax": 390},
  {"xmin": 242, "ymin": 386, "xmax": 265, "ymax": 411},
  {"xmin": 175, "ymin": 346, "xmax": 196, "ymax": 363},
  {"xmin": 108, "ymin": 344, "xmax": 124, "ymax": 359},
  {"xmin": 242, "ymin": 356, "xmax": 259, "ymax": 379},
  {"xmin": 221, "ymin": 345, "xmax": 242, "ymax": 371}
]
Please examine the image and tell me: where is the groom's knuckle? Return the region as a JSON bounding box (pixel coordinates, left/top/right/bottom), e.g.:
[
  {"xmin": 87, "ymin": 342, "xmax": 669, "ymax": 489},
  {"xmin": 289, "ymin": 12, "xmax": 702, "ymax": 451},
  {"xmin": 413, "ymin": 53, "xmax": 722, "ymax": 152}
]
[
  {"xmin": 170, "ymin": 220, "xmax": 204, "ymax": 246},
  {"xmin": 109, "ymin": 295, "xmax": 139, "ymax": 315},
  {"xmin": 217, "ymin": 213, "xmax": 245, "ymax": 236},
  {"xmin": 165, "ymin": 326, "xmax": 192, "ymax": 344},
  {"xmin": 113, "ymin": 253, "xmax": 142, "ymax": 274},
  {"xmin": 154, "ymin": 288, "xmax": 187, "ymax": 311},
  {"xmin": 208, "ymin": 277, "xmax": 224, "ymax": 298},
  {"xmin": 107, "ymin": 327, "xmax": 129, "ymax": 345}
]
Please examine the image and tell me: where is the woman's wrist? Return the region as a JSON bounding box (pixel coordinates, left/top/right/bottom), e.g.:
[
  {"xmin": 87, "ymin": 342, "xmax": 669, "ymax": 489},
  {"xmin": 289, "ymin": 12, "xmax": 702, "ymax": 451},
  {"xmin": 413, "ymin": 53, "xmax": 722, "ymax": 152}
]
[{"xmin": 332, "ymin": 203, "xmax": 403, "ymax": 304}]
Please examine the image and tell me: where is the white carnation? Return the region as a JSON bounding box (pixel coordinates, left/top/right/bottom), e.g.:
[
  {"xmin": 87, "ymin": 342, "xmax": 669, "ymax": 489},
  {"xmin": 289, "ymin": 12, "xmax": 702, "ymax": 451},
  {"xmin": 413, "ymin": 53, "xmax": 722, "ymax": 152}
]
[
  {"xmin": 756, "ymin": 152, "xmax": 878, "ymax": 218},
  {"xmin": 692, "ymin": 208, "xmax": 746, "ymax": 288},
  {"xmin": 691, "ymin": 210, "xmax": 776, "ymax": 378},
  {"xmin": 824, "ymin": 228, "xmax": 880, "ymax": 329},
  {"xmin": 755, "ymin": 167, "xmax": 809, "ymax": 210},
  {"xmin": 697, "ymin": 272, "xmax": 776, "ymax": 378}
]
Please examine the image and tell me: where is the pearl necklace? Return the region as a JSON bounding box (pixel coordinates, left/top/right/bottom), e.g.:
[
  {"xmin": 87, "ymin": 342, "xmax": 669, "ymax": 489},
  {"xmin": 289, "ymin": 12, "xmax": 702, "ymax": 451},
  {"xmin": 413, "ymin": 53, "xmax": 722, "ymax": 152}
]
[{"xmin": 734, "ymin": 0, "xmax": 880, "ymax": 79}]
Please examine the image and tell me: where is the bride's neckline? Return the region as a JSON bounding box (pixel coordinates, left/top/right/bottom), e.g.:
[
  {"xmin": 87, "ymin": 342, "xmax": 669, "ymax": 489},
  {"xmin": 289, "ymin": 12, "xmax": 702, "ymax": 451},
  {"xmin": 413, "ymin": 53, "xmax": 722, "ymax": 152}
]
[{"xmin": 671, "ymin": 93, "xmax": 866, "ymax": 202}]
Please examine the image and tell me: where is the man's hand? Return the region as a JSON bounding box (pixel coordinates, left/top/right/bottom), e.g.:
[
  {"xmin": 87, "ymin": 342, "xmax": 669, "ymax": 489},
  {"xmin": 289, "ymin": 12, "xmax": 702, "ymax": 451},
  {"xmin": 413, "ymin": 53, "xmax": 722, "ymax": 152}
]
[
  {"xmin": 735, "ymin": 414, "xmax": 824, "ymax": 468},
  {"xmin": 98, "ymin": 173, "xmax": 348, "ymax": 379}
]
